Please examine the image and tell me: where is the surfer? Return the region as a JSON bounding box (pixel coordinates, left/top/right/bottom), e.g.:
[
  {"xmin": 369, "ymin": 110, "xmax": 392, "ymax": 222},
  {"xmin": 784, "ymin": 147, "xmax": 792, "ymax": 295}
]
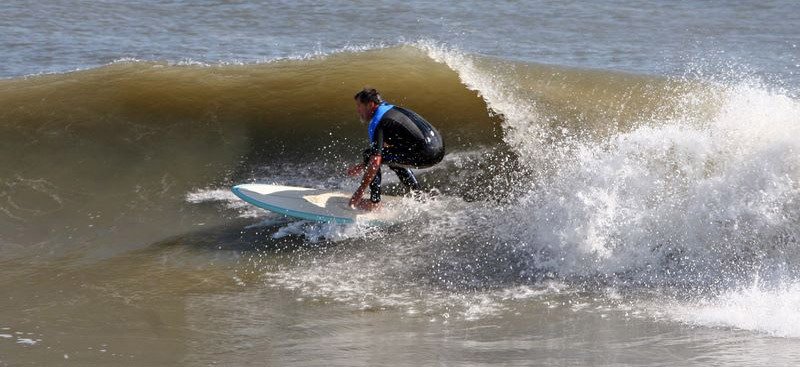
[{"xmin": 347, "ymin": 88, "xmax": 445, "ymax": 210}]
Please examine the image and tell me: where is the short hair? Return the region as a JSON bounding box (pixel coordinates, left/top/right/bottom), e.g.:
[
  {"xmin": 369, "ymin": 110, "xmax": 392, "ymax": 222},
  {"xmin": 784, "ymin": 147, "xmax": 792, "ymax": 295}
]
[{"xmin": 354, "ymin": 88, "xmax": 383, "ymax": 104}]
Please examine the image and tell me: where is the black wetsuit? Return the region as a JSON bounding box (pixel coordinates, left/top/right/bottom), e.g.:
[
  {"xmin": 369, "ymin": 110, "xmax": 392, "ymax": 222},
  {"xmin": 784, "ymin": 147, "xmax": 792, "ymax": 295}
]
[{"xmin": 363, "ymin": 105, "xmax": 444, "ymax": 202}]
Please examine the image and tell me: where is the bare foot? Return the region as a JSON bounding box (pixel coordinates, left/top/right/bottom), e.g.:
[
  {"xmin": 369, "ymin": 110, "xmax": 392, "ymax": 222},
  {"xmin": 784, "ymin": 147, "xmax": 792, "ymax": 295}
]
[{"xmin": 353, "ymin": 199, "xmax": 382, "ymax": 211}]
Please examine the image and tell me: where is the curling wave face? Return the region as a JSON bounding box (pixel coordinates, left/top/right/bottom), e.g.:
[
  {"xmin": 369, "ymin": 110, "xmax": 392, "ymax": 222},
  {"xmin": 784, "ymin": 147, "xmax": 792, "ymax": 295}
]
[{"xmin": 0, "ymin": 44, "xmax": 687, "ymax": 259}]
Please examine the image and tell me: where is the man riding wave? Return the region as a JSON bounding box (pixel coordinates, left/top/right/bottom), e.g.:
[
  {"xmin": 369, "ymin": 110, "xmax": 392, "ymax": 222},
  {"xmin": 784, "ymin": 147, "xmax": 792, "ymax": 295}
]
[{"xmin": 347, "ymin": 88, "xmax": 445, "ymax": 210}]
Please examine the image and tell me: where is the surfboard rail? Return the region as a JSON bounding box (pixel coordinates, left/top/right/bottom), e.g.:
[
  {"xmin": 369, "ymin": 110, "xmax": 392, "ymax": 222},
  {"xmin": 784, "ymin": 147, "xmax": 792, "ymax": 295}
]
[{"xmin": 231, "ymin": 183, "xmax": 397, "ymax": 224}]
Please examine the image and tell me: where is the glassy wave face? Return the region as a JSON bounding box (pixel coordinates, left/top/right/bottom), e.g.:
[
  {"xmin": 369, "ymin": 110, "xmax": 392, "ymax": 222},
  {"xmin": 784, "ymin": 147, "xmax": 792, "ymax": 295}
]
[{"xmin": 3, "ymin": 43, "xmax": 800, "ymax": 339}]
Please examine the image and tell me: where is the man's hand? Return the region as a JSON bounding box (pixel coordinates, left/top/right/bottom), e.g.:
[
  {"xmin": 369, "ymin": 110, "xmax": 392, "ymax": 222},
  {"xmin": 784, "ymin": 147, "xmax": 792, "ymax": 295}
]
[
  {"xmin": 346, "ymin": 163, "xmax": 365, "ymax": 177},
  {"xmin": 349, "ymin": 154, "xmax": 382, "ymax": 209},
  {"xmin": 348, "ymin": 192, "xmax": 363, "ymax": 208}
]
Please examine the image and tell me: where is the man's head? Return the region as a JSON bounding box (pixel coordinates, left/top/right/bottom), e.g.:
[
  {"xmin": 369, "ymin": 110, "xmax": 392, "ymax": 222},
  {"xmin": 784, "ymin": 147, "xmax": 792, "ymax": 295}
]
[{"xmin": 354, "ymin": 88, "xmax": 383, "ymax": 123}]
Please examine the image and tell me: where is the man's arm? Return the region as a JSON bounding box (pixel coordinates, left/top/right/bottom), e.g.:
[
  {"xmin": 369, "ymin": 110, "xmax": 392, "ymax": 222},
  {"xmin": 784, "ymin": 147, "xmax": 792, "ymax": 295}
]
[
  {"xmin": 346, "ymin": 163, "xmax": 365, "ymax": 177},
  {"xmin": 348, "ymin": 154, "xmax": 382, "ymax": 208},
  {"xmin": 349, "ymin": 128, "xmax": 384, "ymax": 207}
]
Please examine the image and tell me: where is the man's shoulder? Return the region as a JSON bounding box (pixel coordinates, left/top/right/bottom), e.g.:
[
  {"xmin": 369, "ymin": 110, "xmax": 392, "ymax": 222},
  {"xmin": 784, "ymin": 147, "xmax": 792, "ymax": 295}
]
[{"xmin": 381, "ymin": 106, "xmax": 419, "ymax": 121}]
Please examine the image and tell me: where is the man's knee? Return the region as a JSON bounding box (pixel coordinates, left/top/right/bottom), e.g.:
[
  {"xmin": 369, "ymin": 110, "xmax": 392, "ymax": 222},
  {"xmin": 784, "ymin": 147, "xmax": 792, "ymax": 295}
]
[{"xmin": 390, "ymin": 166, "xmax": 421, "ymax": 191}]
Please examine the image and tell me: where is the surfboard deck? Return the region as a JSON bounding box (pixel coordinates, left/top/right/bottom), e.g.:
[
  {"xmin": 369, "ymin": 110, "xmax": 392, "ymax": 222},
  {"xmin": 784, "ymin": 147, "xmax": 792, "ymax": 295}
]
[{"xmin": 231, "ymin": 183, "xmax": 399, "ymax": 224}]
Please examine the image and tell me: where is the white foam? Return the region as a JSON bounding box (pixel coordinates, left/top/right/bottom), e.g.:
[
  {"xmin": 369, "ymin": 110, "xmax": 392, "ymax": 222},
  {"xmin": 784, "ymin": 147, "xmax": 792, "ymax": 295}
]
[
  {"xmin": 663, "ymin": 280, "xmax": 800, "ymax": 337},
  {"xmin": 185, "ymin": 188, "xmax": 265, "ymax": 218},
  {"xmin": 16, "ymin": 338, "xmax": 36, "ymax": 345},
  {"xmin": 256, "ymin": 189, "xmax": 568, "ymax": 320},
  {"xmin": 270, "ymin": 219, "xmax": 374, "ymax": 243},
  {"xmin": 185, "ymin": 188, "xmax": 239, "ymax": 204},
  {"xmin": 485, "ymin": 83, "xmax": 800, "ymax": 282},
  {"xmin": 13, "ymin": 43, "xmax": 394, "ymax": 80},
  {"xmin": 417, "ymin": 42, "xmax": 800, "ymax": 333},
  {"xmin": 416, "ymin": 40, "xmax": 550, "ymax": 161},
  {"xmin": 168, "ymin": 43, "xmax": 390, "ymax": 67},
  {"xmin": 416, "ymin": 40, "xmax": 800, "ymax": 283}
]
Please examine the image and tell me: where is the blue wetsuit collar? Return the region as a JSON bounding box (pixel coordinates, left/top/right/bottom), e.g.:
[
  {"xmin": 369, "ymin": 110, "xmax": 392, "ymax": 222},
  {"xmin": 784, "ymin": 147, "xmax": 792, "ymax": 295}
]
[{"xmin": 368, "ymin": 102, "xmax": 394, "ymax": 142}]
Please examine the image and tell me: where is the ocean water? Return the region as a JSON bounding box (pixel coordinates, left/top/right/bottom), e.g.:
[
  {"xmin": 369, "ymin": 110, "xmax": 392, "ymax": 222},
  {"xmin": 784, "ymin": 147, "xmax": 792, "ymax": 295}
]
[{"xmin": 2, "ymin": 1, "xmax": 800, "ymax": 365}]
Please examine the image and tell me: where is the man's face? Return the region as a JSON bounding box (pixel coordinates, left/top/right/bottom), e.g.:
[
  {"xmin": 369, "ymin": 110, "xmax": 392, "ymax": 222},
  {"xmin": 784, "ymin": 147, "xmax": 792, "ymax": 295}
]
[{"xmin": 355, "ymin": 101, "xmax": 375, "ymax": 124}]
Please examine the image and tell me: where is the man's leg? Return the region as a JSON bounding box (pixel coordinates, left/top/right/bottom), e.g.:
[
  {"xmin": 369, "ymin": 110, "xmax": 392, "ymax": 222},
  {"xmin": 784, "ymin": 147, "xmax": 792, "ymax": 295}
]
[
  {"xmin": 381, "ymin": 147, "xmax": 422, "ymax": 192},
  {"xmin": 363, "ymin": 148, "xmax": 383, "ymax": 203},
  {"xmin": 369, "ymin": 167, "xmax": 382, "ymax": 203},
  {"xmin": 389, "ymin": 165, "xmax": 421, "ymax": 191}
]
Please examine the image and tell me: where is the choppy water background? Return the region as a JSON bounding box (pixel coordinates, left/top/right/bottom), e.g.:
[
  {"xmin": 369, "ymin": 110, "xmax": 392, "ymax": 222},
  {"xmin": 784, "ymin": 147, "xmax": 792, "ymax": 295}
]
[{"xmin": 3, "ymin": 1, "xmax": 799, "ymax": 82}]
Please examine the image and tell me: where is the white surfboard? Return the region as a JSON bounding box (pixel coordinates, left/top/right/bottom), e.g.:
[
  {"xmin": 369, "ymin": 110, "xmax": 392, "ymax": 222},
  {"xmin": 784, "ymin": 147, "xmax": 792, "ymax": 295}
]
[{"xmin": 231, "ymin": 183, "xmax": 399, "ymax": 224}]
